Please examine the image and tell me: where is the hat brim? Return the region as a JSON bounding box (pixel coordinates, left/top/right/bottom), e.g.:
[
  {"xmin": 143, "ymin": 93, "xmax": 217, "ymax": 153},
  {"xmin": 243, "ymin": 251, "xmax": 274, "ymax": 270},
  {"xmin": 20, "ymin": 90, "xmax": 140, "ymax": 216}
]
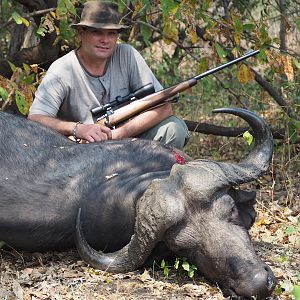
[{"xmin": 70, "ymin": 22, "xmax": 129, "ymax": 31}]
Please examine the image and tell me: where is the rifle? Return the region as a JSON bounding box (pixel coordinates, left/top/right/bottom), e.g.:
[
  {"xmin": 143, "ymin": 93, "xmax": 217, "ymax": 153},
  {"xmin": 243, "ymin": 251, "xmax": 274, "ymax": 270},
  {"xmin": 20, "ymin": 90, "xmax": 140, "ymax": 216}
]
[{"xmin": 92, "ymin": 49, "xmax": 260, "ymax": 128}]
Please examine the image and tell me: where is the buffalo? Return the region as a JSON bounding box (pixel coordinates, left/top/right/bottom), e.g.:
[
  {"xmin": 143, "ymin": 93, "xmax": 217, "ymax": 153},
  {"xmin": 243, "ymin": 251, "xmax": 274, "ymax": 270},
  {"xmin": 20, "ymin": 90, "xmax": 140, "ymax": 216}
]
[{"xmin": 0, "ymin": 108, "xmax": 276, "ymax": 299}]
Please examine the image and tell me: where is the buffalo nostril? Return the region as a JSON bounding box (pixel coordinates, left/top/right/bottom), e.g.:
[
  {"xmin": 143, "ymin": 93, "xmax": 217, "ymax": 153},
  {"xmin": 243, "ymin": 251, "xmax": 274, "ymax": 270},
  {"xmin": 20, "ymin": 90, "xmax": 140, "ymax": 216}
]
[
  {"xmin": 266, "ymin": 274, "xmax": 275, "ymax": 291},
  {"xmin": 251, "ymin": 267, "xmax": 276, "ymax": 297},
  {"xmin": 225, "ymin": 266, "xmax": 276, "ymax": 299},
  {"xmin": 265, "ymin": 267, "xmax": 276, "ymax": 291}
]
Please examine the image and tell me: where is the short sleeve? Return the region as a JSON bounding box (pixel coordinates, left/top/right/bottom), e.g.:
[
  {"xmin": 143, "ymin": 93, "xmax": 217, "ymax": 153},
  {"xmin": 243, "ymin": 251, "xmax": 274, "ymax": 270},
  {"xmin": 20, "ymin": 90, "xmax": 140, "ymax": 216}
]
[{"xmin": 29, "ymin": 72, "xmax": 67, "ymax": 117}]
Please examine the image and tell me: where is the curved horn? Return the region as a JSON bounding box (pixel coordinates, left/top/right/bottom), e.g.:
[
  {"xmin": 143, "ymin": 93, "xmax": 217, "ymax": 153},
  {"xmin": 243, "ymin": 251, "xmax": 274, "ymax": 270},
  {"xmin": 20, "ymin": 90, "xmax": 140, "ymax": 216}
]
[
  {"xmin": 75, "ymin": 179, "xmax": 185, "ymax": 272},
  {"xmin": 213, "ymin": 107, "xmax": 273, "ymax": 185},
  {"xmin": 183, "ymin": 108, "xmax": 273, "ymax": 191}
]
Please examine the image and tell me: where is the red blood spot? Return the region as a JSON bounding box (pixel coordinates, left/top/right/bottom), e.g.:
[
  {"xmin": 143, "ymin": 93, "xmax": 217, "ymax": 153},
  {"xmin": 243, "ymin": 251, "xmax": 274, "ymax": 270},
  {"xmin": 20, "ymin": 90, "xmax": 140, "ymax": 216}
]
[{"xmin": 174, "ymin": 153, "xmax": 186, "ymax": 165}]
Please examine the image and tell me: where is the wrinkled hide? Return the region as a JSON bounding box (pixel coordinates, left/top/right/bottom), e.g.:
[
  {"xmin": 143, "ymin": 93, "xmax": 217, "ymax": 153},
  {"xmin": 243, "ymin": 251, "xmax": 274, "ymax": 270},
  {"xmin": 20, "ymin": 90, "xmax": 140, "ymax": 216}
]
[{"xmin": 0, "ymin": 109, "xmax": 275, "ymax": 299}]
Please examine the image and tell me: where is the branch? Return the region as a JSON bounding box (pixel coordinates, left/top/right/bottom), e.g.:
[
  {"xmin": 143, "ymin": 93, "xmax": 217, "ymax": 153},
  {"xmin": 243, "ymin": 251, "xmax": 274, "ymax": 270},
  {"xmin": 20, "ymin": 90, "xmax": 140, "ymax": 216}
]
[
  {"xmin": 0, "ymin": 31, "xmax": 60, "ymax": 78},
  {"xmin": 16, "ymin": 0, "xmax": 47, "ymax": 11},
  {"xmin": 1, "ymin": 8, "xmax": 56, "ymax": 31},
  {"xmin": 194, "ymin": 22, "xmax": 298, "ymax": 121},
  {"xmin": 279, "ymin": 0, "xmax": 287, "ymax": 51},
  {"xmin": 126, "ymin": 18, "xmax": 200, "ymax": 62},
  {"xmin": 251, "ymin": 68, "xmax": 299, "ymax": 120},
  {"xmin": 184, "ymin": 120, "xmax": 287, "ymax": 140}
]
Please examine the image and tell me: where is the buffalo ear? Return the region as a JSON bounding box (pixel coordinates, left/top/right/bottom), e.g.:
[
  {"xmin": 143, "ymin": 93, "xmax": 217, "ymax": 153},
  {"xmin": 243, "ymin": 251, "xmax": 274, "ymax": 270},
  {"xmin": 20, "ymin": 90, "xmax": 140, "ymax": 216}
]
[
  {"xmin": 229, "ymin": 188, "xmax": 257, "ymax": 230},
  {"xmin": 229, "ymin": 188, "xmax": 256, "ymax": 205}
]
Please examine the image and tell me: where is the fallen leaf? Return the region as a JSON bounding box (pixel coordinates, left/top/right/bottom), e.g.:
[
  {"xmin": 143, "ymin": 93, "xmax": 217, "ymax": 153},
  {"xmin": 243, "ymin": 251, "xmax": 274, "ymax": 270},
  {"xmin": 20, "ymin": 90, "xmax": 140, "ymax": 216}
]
[{"xmin": 12, "ymin": 280, "xmax": 24, "ymax": 300}]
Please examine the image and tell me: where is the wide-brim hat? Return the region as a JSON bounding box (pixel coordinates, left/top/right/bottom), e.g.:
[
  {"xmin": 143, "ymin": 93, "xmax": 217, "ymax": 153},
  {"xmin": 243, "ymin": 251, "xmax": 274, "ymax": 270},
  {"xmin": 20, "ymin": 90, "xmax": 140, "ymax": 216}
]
[{"xmin": 70, "ymin": 1, "xmax": 129, "ymax": 31}]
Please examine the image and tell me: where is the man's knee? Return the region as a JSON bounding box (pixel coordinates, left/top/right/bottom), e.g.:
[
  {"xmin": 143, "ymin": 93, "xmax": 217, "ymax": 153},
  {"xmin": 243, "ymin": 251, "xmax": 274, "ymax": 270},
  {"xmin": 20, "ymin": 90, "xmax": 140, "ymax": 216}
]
[
  {"xmin": 155, "ymin": 116, "xmax": 190, "ymax": 149},
  {"xmin": 162, "ymin": 118, "xmax": 189, "ymax": 149},
  {"xmin": 139, "ymin": 116, "xmax": 190, "ymax": 149}
]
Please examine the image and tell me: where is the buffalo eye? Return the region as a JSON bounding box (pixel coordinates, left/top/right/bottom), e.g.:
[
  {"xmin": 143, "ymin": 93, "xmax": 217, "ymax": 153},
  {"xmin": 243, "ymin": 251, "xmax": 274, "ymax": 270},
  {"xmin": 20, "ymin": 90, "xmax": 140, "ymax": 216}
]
[{"xmin": 229, "ymin": 205, "xmax": 240, "ymax": 223}]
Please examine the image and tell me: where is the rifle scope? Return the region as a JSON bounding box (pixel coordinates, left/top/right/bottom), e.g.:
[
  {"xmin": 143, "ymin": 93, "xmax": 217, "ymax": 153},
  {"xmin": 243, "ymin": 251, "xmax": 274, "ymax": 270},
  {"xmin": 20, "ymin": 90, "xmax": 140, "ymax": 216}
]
[{"xmin": 91, "ymin": 83, "xmax": 155, "ymax": 117}]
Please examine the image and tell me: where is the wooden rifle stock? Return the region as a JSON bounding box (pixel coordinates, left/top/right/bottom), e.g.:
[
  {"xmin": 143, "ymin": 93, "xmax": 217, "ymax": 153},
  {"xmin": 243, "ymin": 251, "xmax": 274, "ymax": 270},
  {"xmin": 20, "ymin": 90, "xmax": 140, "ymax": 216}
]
[{"xmin": 96, "ymin": 50, "xmax": 260, "ymax": 128}]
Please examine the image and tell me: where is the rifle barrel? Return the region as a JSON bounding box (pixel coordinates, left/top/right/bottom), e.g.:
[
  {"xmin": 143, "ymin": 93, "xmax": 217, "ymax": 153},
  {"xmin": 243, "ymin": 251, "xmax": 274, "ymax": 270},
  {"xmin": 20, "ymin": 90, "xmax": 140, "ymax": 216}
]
[
  {"xmin": 194, "ymin": 49, "xmax": 260, "ymax": 81},
  {"xmin": 97, "ymin": 49, "xmax": 260, "ymax": 127}
]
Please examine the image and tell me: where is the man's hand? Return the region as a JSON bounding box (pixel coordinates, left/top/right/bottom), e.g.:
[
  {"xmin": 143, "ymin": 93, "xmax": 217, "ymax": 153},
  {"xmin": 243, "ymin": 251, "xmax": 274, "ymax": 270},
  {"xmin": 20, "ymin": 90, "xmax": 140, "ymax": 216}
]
[
  {"xmin": 75, "ymin": 123, "xmax": 112, "ymax": 143},
  {"xmin": 27, "ymin": 114, "xmax": 112, "ymax": 143}
]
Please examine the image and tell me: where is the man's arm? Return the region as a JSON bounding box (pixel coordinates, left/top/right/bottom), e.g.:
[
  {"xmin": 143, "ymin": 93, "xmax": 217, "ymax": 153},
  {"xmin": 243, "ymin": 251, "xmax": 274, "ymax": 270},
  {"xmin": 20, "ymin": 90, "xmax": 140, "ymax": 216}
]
[
  {"xmin": 28, "ymin": 114, "xmax": 112, "ymax": 142},
  {"xmin": 111, "ymin": 103, "xmax": 173, "ymax": 139}
]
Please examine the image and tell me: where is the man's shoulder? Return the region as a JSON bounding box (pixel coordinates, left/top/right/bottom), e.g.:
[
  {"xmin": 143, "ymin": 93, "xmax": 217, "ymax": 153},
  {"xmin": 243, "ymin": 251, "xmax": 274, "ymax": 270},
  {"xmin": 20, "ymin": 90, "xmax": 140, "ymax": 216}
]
[
  {"xmin": 47, "ymin": 50, "xmax": 77, "ymax": 74},
  {"xmin": 115, "ymin": 43, "xmax": 137, "ymax": 56}
]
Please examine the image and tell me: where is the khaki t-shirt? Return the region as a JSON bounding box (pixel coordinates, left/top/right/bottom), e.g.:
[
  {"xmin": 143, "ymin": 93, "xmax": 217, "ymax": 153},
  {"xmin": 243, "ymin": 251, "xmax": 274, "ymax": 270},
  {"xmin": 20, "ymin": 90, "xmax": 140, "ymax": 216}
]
[{"xmin": 29, "ymin": 44, "xmax": 163, "ymax": 124}]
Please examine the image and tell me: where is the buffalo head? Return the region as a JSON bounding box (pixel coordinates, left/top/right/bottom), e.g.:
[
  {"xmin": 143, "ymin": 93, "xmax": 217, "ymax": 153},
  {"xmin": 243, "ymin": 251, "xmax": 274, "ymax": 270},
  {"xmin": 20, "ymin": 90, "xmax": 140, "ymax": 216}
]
[{"xmin": 75, "ymin": 108, "xmax": 276, "ymax": 299}]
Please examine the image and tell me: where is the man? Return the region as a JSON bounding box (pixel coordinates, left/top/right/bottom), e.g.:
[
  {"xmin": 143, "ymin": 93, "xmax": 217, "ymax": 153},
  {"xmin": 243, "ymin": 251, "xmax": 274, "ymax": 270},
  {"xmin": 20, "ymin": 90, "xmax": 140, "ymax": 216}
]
[{"xmin": 28, "ymin": 0, "xmax": 189, "ymax": 149}]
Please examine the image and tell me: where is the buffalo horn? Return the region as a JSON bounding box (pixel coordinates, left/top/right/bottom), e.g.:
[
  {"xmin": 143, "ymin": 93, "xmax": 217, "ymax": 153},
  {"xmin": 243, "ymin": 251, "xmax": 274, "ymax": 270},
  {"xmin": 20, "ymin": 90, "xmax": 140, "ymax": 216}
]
[{"xmin": 191, "ymin": 108, "xmax": 273, "ymax": 188}]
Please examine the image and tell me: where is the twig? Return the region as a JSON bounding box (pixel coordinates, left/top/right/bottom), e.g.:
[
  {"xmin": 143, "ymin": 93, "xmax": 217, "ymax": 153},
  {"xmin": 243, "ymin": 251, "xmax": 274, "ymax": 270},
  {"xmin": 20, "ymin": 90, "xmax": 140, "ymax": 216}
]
[
  {"xmin": 1, "ymin": 7, "xmax": 56, "ymax": 31},
  {"xmin": 126, "ymin": 18, "xmax": 200, "ymax": 62},
  {"xmin": 251, "ymin": 68, "xmax": 299, "ymax": 121}
]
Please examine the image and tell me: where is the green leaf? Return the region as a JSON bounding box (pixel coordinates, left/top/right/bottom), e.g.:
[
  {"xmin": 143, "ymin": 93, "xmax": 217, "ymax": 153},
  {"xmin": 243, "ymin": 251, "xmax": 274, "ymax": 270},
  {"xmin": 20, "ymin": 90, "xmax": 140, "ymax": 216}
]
[
  {"xmin": 7, "ymin": 60, "xmax": 16, "ymax": 72},
  {"xmin": 64, "ymin": 0, "xmax": 76, "ymax": 15},
  {"xmin": 21, "ymin": 17, "xmax": 30, "ymax": 27},
  {"xmin": 36, "ymin": 18, "xmax": 48, "ymax": 37},
  {"xmin": 174, "ymin": 257, "xmax": 180, "ymax": 269},
  {"xmin": 202, "ymin": 0, "xmax": 211, "ymax": 10},
  {"xmin": 11, "ymin": 11, "xmax": 23, "ymax": 24},
  {"xmin": 215, "ymin": 43, "xmax": 227, "ymax": 60},
  {"xmin": 280, "ymin": 255, "xmax": 287, "ymax": 262},
  {"xmin": 22, "ymin": 63, "xmax": 31, "ymax": 75},
  {"xmin": 257, "ymin": 48, "xmax": 267, "ymax": 61},
  {"xmin": 285, "ymin": 225, "xmax": 299, "ymax": 235},
  {"xmin": 161, "ymin": 0, "xmax": 179, "ymax": 15},
  {"xmin": 36, "ymin": 27, "xmax": 46, "ymax": 36},
  {"xmin": 15, "ymin": 90, "xmax": 30, "ymax": 115},
  {"xmin": 182, "ymin": 260, "xmax": 190, "ymax": 272},
  {"xmin": 258, "ymin": 24, "xmax": 271, "ymax": 44},
  {"xmin": 276, "ymin": 285, "xmax": 284, "ymax": 295},
  {"xmin": 188, "ymin": 269, "xmax": 195, "ymax": 278},
  {"xmin": 243, "ymin": 23, "xmax": 256, "ymax": 32},
  {"xmin": 57, "ymin": 0, "xmax": 68, "ymax": 16},
  {"xmin": 0, "ymin": 241, "xmax": 5, "ymax": 249},
  {"xmin": 59, "ymin": 19, "xmax": 75, "ymax": 40},
  {"xmin": 163, "ymin": 266, "xmax": 170, "ymax": 276},
  {"xmin": 243, "ymin": 130, "xmax": 254, "ymax": 145},
  {"xmin": 140, "ymin": 20, "xmax": 152, "ymax": 45},
  {"xmin": 235, "ymin": 18, "xmax": 243, "ymax": 33},
  {"xmin": 188, "ymin": 264, "xmax": 197, "ymax": 278},
  {"xmin": 161, "ymin": 259, "xmax": 166, "ymax": 269},
  {"xmin": 291, "ymin": 118, "xmax": 300, "ymax": 129},
  {"xmin": 294, "ymin": 59, "xmax": 300, "ymax": 70},
  {"xmin": 296, "ymin": 18, "xmax": 300, "ymax": 32},
  {"xmin": 0, "ymin": 87, "xmax": 8, "ymax": 101},
  {"xmin": 222, "ymin": 80, "xmax": 230, "ymax": 89},
  {"xmin": 22, "ymin": 73, "xmax": 35, "ymax": 84},
  {"xmin": 293, "ymin": 285, "xmax": 300, "ymax": 300},
  {"xmin": 198, "ymin": 57, "xmax": 208, "ymax": 73}
]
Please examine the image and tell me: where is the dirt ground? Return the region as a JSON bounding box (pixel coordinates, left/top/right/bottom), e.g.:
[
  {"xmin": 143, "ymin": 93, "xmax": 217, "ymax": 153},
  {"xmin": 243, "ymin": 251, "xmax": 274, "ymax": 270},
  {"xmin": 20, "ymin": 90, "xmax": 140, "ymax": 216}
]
[{"xmin": 0, "ymin": 134, "xmax": 299, "ymax": 300}]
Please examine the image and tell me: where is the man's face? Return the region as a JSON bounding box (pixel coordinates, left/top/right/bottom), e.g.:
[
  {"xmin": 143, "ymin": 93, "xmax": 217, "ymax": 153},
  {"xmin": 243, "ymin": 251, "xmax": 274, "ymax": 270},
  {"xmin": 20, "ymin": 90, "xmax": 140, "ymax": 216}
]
[{"xmin": 78, "ymin": 27, "xmax": 119, "ymax": 60}]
